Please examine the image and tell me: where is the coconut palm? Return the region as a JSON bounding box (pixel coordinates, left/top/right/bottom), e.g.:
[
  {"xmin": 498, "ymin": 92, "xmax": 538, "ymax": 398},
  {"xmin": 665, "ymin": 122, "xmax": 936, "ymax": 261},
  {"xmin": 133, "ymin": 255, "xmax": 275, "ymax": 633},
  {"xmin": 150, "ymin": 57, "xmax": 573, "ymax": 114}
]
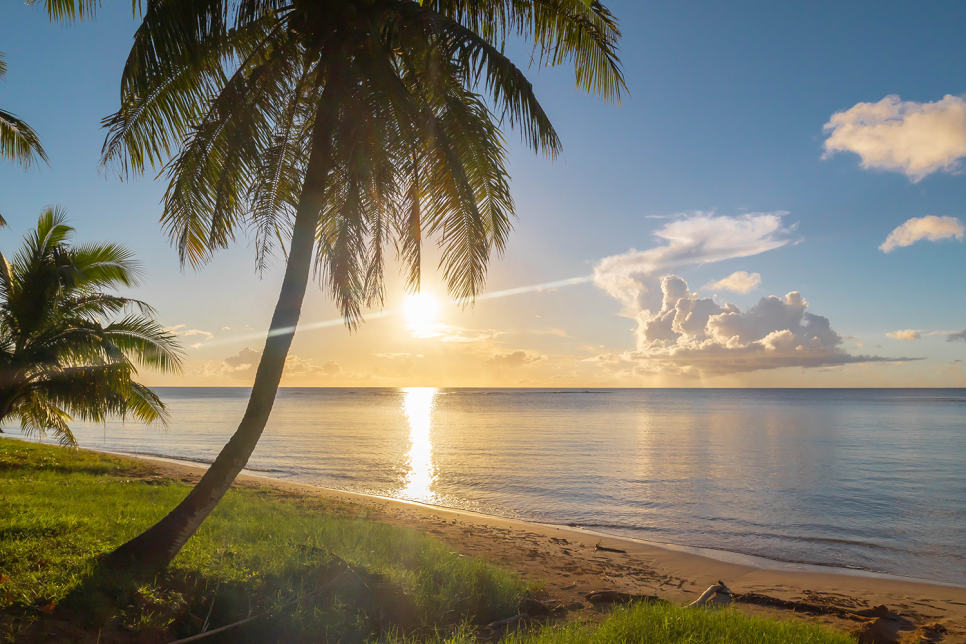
[
  {"xmin": 0, "ymin": 206, "xmax": 183, "ymax": 445},
  {"xmin": 98, "ymin": 0, "xmax": 624, "ymax": 572}
]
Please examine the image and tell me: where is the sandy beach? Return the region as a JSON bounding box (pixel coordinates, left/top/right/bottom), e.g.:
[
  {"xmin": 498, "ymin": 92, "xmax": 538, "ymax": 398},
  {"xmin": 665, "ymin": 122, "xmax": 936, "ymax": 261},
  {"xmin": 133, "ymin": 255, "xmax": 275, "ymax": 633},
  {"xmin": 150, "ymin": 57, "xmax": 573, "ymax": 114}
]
[{"xmin": 97, "ymin": 451, "xmax": 965, "ymax": 643}]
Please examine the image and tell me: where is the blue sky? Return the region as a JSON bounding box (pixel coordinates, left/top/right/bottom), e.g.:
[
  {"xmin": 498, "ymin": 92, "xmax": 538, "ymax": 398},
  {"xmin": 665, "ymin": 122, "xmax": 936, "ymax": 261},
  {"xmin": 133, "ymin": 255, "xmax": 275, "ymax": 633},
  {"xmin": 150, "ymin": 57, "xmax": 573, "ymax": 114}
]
[{"xmin": 1, "ymin": 1, "xmax": 964, "ymax": 386}]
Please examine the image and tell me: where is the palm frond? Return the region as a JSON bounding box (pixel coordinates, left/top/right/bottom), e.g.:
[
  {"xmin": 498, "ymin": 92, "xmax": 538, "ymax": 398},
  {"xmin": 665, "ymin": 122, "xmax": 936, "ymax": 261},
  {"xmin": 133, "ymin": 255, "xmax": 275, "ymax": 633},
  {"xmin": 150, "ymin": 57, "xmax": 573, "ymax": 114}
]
[
  {"xmin": 101, "ymin": 315, "xmax": 185, "ymax": 374},
  {"xmin": 14, "ymin": 392, "xmax": 74, "ymax": 446},
  {"xmin": 101, "ymin": 2, "xmax": 284, "ymax": 177},
  {"xmin": 99, "ymin": 0, "xmax": 625, "ymax": 324},
  {"xmin": 0, "ymin": 108, "xmax": 50, "ymax": 170},
  {"xmin": 25, "ymin": 0, "xmax": 109, "ymax": 24}
]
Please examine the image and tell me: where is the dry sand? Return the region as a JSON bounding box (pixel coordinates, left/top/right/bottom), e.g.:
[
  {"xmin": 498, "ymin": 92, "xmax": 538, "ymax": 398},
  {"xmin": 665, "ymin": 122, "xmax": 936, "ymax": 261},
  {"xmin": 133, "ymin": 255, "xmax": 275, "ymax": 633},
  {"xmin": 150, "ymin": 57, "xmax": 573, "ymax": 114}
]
[{"xmin": 120, "ymin": 453, "xmax": 966, "ymax": 643}]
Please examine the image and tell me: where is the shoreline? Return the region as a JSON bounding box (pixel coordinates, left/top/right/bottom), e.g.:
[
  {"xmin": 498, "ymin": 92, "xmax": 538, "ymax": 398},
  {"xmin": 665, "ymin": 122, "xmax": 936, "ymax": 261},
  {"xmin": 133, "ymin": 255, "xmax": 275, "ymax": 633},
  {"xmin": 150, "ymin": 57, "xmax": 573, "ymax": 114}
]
[
  {"xmin": 99, "ymin": 448, "xmax": 966, "ymax": 641},
  {"xmin": 113, "ymin": 448, "xmax": 961, "ymax": 589}
]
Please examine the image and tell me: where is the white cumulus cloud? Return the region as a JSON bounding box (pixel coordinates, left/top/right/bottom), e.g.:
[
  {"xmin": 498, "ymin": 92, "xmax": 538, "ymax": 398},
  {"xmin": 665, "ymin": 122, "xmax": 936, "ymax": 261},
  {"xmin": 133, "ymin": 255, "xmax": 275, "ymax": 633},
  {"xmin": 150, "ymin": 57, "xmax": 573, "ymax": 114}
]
[
  {"xmin": 823, "ymin": 95, "xmax": 966, "ymax": 181},
  {"xmin": 886, "ymin": 329, "xmax": 921, "ymax": 340},
  {"xmin": 594, "ymin": 276, "xmax": 913, "ymax": 376},
  {"xmin": 702, "ymin": 271, "xmax": 762, "ymax": 294},
  {"xmin": 166, "ymin": 324, "xmax": 214, "ymax": 340},
  {"xmin": 594, "ymin": 212, "xmax": 796, "ymax": 315},
  {"xmin": 879, "ymin": 215, "xmax": 964, "ymax": 252}
]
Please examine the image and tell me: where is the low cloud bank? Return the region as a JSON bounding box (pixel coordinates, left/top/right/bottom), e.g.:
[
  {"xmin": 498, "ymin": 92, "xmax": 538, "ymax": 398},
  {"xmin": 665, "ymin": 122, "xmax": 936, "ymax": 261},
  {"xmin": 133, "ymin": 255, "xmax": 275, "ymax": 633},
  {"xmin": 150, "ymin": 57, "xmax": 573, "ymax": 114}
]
[
  {"xmin": 887, "ymin": 329, "xmax": 921, "ymax": 340},
  {"xmin": 209, "ymin": 347, "xmax": 345, "ymax": 380},
  {"xmin": 485, "ymin": 350, "xmax": 547, "ymax": 368}
]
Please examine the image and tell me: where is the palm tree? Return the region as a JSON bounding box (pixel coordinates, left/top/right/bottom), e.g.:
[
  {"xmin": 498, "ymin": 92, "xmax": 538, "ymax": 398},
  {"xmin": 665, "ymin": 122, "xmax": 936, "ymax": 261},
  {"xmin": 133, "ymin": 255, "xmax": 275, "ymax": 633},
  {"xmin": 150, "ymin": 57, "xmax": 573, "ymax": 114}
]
[
  {"xmin": 98, "ymin": 0, "xmax": 624, "ymax": 573},
  {"xmin": 0, "ymin": 206, "xmax": 183, "ymax": 446}
]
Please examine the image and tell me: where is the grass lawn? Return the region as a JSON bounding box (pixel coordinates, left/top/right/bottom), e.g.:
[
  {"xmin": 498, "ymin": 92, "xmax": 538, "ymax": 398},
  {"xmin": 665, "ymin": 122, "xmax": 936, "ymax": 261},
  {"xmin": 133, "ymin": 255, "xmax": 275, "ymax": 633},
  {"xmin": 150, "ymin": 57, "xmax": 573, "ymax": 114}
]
[
  {"xmin": 0, "ymin": 438, "xmax": 525, "ymax": 642},
  {"xmin": 500, "ymin": 601, "xmax": 856, "ymax": 644},
  {"xmin": 0, "ymin": 438, "xmax": 855, "ymax": 643}
]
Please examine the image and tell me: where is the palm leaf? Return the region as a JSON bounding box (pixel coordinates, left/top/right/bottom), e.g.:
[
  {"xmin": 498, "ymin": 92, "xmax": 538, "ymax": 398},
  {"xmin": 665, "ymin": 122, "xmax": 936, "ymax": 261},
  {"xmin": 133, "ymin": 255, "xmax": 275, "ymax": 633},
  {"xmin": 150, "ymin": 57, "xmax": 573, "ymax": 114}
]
[{"xmin": 0, "ymin": 108, "xmax": 50, "ymax": 170}]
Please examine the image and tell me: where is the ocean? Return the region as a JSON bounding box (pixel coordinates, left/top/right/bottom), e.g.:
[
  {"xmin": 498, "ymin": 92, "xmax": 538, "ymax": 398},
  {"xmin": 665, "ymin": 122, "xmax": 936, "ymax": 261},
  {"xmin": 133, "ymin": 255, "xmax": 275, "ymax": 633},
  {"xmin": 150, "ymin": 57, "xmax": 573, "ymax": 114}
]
[{"xmin": 10, "ymin": 387, "xmax": 966, "ymax": 587}]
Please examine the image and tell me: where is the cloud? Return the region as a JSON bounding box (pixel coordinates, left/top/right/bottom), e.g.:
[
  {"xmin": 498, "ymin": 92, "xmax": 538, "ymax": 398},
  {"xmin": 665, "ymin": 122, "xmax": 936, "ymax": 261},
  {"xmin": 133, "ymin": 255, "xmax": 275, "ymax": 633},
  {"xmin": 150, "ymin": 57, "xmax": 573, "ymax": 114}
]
[
  {"xmin": 702, "ymin": 271, "xmax": 762, "ymax": 294},
  {"xmin": 949, "ymin": 330, "xmax": 966, "ymax": 343},
  {"xmin": 166, "ymin": 324, "xmax": 214, "ymax": 341},
  {"xmin": 879, "ymin": 215, "xmax": 964, "ymax": 252},
  {"xmin": 594, "ymin": 212, "xmax": 795, "ymax": 314},
  {"xmin": 224, "ymin": 347, "xmax": 261, "ymax": 374},
  {"xmin": 410, "ymin": 323, "xmax": 502, "ymax": 343},
  {"xmin": 283, "ymin": 355, "xmax": 342, "ymax": 377},
  {"xmin": 485, "ymin": 350, "xmax": 547, "ymax": 368},
  {"xmin": 375, "ymin": 352, "xmax": 418, "ymax": 377},
  {"xmin": 886, "ymin": 329, "xmax": 921, "ymax": 340},
  {"xmin": 215, "ymin": 347, "xmax": 344, "ymax": 379},
  {"xmin": 823, "ymin": 95, "xmax": 966, "ymax": 181},
  {"xmin": 594, "ymin": 275, "xmax": 914, "ymax": 376}
]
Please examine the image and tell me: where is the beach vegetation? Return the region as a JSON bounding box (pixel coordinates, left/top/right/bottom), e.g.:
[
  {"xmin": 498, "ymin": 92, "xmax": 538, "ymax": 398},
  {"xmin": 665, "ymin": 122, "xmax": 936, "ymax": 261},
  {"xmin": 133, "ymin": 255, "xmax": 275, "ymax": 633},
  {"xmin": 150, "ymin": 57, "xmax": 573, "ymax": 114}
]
[
  {"xmin": 1, "ymin": 440, "xmax": 861, "ymax": 644},
  {"xmin": 502, "ymin": 601, "xmax": 855, "ymax": 644},
  {"xmin": 409, "ymin": 601, "xmax": 855, "ymax": 644},
  {"xmin": 0, "ymin": 207, "xmax": 183, "ymax": 445},
  {"xmin": 95, "ymin": 0, "xmax": 627, "ymax": 574},
  {"xmin": 0, "ymin": 439, "xmax": 527, "ymax": 642}
]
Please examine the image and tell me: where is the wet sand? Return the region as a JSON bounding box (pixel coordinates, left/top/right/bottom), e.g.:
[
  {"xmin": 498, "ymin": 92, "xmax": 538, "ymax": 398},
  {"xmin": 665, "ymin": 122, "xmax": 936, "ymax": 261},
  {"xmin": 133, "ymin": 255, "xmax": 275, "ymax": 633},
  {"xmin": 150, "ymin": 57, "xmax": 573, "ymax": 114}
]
[{"xmin": 120, "ymin": 453, "xmax": 966, "ymax": 642}]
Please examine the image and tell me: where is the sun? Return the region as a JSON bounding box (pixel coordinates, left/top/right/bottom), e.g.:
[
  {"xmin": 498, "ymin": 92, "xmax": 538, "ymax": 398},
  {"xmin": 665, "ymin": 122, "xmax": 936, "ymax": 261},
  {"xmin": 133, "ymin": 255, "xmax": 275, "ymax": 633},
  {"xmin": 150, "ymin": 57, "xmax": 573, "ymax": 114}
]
[{"xmin": 402, "ymin": 292, "xmax": 440, "ymax": 331}]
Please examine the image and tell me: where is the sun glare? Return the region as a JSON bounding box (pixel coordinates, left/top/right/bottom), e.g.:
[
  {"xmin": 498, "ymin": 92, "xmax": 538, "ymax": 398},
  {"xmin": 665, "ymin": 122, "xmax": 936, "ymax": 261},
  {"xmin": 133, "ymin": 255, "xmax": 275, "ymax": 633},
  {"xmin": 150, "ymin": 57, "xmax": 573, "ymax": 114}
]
[
  {"xmin": 400, "ymin": 387, "xmax": 438, "ymax": 503},
  {"xmin": 402, "ymin": 293, "xmax": 440, "ymax": 331}
]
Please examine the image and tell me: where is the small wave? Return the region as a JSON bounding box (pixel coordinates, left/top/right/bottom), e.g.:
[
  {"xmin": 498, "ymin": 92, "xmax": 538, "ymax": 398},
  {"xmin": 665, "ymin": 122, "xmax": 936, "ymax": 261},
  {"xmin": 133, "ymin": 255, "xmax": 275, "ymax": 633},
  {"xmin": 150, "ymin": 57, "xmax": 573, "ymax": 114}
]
[
  {"xmin": 481, "ymin": 390, "xmax": 612, "ymax": 395},
  {"xmin": 131, "ymin": 451, "xmax": 286, "ymax": 474}
]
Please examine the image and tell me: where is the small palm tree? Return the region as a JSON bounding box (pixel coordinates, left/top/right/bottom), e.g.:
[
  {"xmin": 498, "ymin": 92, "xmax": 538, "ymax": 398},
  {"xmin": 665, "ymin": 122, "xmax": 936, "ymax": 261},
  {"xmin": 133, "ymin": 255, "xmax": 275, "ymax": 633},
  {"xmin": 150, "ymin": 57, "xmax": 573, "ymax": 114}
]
[
  {"xmin": 94, "ymin": 0, "xmax": 624, "ymax": 573},
  {"xmin": 0, "ymin": 206, "xmax": 184, "ymax": 445}
]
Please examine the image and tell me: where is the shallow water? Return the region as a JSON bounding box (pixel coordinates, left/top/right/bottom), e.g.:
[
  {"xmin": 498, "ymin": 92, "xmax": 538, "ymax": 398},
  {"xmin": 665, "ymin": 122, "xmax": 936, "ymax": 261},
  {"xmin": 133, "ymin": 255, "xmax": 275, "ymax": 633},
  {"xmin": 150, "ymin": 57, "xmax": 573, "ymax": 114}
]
[{"xmin": 12, "ymin": 387, "xmax": 966, "ymax": 586}]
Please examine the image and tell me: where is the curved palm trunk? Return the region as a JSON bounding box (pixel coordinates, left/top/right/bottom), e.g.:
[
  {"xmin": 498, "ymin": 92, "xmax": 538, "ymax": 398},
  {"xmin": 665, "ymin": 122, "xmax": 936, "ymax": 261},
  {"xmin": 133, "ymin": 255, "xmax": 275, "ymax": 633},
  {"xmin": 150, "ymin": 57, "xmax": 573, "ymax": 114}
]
[{"xmin": 105, "ymin": 95, "xmax": 338, "ymax": 574}]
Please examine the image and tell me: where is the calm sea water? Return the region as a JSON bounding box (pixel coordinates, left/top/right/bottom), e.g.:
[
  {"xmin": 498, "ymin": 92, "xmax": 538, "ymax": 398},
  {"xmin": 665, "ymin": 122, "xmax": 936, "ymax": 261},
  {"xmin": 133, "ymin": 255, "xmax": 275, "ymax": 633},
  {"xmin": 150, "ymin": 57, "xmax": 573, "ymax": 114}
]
[{"xmin": 10, "ymin": 388, "xmax": 966, "ymax": 586}]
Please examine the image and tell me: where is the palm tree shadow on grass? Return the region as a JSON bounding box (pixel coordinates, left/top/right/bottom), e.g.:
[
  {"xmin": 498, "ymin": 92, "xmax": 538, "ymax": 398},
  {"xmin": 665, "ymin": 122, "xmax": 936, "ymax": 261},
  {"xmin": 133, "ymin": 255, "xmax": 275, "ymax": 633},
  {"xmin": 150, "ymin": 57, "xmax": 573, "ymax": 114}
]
[{"xmin": 53, "ymin": 551, "xmax": 495, "ymax": 642}]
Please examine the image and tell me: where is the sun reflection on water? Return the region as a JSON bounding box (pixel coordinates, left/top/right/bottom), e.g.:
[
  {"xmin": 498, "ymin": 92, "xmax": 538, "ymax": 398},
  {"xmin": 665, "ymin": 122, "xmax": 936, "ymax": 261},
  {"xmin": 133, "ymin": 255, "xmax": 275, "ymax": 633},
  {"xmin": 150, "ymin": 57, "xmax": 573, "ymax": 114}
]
[{"xmin": 400, "ymin": 387, "xmax": 439, "ymax": 503}]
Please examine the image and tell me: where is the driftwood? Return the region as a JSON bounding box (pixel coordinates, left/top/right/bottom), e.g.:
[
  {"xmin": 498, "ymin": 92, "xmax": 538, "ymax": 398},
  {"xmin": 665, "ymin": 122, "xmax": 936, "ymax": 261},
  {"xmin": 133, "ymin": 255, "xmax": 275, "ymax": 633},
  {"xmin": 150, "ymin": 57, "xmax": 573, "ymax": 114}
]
[
  {"xmin": 594, "ymin": 540, "xmax": 627, "ymax": 554},
  {"xmin": 733, "ymin": 592, "xmax": 876, "ymax": 619},
  {"xmin": 688, "ymin": 582, "xmax": 732, "ymax": 608}
]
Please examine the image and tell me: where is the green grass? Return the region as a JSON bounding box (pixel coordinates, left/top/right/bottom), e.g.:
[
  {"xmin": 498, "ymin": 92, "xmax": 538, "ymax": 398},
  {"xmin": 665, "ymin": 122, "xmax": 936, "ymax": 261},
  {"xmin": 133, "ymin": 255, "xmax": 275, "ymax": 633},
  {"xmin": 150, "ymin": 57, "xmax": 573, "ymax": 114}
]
[
  {"xmin": 413, "ymin": 602, "xmax": 855, "ymax": 644},
  {"xmin": 0, "ymin": 438, "xmax": 857, "ymax": 644},
  {"xmin": 0, "ymin": 438, "xmax": 526, "ymax": 642}
]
